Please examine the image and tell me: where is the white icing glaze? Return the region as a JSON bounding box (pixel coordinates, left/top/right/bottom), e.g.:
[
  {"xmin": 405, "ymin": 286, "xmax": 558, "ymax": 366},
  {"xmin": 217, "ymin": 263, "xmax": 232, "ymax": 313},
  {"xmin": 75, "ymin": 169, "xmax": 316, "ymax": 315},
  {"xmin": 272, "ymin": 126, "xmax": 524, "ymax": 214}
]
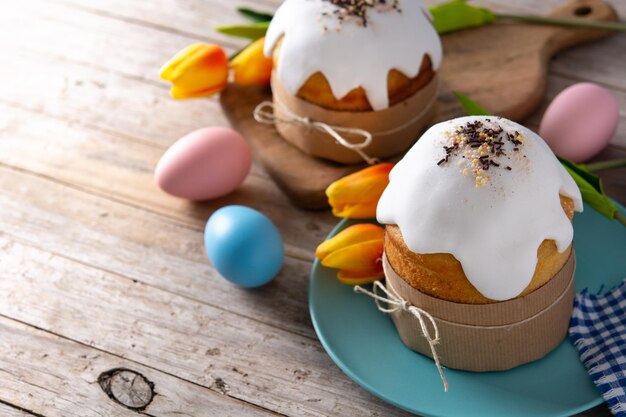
[
  {"xmin": 377, "ymin": 116, "xmax": 583, "ymax": 301},
  {"xmin": 264, "ymin": 0, "xmax": 442, "ymax": 111}
]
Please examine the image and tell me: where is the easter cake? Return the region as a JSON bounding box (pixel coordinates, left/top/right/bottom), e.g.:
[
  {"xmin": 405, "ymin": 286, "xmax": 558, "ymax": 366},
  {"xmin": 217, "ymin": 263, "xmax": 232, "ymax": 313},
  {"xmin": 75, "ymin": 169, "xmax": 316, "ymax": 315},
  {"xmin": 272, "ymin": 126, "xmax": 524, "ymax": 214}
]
[
  {"xmin": 264, "ymin": 0, "xmax": 442, "ymax": 164},
  {"xmin": 376, "ymin": 116, "xmax": 583, "ymax": 371}
]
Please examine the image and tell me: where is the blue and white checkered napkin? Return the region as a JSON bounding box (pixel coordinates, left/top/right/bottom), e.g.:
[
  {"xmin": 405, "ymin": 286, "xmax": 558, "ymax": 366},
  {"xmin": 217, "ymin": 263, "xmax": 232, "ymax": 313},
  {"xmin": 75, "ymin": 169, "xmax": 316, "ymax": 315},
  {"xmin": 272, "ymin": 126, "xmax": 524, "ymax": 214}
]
[{"xmin": 570, "ymin": 279, "xmax": 626, "ymax": 417}]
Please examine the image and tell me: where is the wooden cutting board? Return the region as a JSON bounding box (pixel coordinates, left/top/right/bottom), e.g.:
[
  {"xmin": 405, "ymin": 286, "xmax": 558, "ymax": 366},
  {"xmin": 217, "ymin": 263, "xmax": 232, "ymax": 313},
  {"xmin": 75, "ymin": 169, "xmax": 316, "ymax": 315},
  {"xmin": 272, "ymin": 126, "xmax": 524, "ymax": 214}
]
[{"xmin": 221, "ymin": 0, "xmax": 617, "ymax": 209}]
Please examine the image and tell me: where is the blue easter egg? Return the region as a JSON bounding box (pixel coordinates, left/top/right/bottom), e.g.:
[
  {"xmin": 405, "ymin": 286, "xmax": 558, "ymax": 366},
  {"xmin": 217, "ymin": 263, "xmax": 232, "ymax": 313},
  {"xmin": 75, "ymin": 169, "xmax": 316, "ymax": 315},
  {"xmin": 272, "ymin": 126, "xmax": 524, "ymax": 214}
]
[{"xmin": 204, "ymin": 205, "xmax": 284, "ymax": 288}]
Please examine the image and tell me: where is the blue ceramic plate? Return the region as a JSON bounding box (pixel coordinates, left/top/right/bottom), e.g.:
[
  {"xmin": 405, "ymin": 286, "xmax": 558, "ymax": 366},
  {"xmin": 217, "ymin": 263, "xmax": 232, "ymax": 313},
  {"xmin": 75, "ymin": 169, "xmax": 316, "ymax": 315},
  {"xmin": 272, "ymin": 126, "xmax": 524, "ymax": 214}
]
[{"xmin": 310, "ymin": 202, "xmax": 626, "ymax": 417}]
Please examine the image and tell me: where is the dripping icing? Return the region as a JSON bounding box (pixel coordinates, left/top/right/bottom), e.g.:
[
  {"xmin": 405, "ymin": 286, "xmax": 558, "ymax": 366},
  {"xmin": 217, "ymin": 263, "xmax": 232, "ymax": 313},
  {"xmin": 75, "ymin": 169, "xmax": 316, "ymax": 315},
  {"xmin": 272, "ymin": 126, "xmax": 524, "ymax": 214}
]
[{"xmin": 264, "ymin": 0, "xmax": 442, "ymax": 110}]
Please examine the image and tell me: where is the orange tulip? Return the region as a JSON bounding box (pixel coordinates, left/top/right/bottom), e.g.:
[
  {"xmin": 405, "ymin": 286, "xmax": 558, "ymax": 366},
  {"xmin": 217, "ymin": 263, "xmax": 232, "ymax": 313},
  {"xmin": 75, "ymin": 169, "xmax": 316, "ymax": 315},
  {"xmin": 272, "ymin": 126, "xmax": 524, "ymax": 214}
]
[
  {"xmin": 231, "ymin": 37, "xmax": 273, "ymax": 86},
  {"xmin": 316, "ymin": 224, "xmax": 385, "ymax": 285},
  {"xmin": 160, "ymin": 43, "xmax": 229, "ymax": 99},
  {"xmin": 326, "ymin": 163, "xmax": 394, "ymax": 219}
]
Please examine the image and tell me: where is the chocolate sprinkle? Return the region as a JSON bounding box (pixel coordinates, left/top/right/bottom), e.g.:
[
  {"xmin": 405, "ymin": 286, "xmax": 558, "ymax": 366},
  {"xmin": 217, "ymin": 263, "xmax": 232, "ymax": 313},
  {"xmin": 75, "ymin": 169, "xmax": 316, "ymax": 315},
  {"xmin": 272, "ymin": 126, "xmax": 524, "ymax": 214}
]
[
  {"xmin": 321, "ymin": 0, "xmax": 401, "ymax": 27},
  {"xmin": 437, "ymin": 119, "xmax": 527, "ymax": 186}
]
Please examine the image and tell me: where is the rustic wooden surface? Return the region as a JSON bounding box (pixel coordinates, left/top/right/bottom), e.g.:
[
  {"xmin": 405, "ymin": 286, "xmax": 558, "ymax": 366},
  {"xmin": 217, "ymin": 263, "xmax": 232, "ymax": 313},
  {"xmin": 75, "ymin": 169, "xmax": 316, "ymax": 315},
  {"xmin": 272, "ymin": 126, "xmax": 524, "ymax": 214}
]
[
  {"xmin": 221, "ymin": 0, "xmax": 619, "ymax": 209},
  {"xmin": 0, "ymin": 0, "xmax": 623, "ymax": 416}
]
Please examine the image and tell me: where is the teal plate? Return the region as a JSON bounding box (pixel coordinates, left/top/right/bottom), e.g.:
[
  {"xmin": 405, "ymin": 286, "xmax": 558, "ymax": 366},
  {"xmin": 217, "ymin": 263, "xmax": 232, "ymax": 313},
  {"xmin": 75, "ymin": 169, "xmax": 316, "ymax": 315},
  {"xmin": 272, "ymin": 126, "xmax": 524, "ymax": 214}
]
[{"xmin": 309, "ymin": 202, "xmax": 626, "ymax": 417}]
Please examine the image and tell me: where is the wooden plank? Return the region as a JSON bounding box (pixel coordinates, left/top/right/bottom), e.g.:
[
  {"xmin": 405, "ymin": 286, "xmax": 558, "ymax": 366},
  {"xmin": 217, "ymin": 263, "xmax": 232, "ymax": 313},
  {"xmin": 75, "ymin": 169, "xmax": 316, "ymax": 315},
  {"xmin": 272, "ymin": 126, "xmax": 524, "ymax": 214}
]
[
  {"xmin": 0, "ymin": 0, "xmax": 241, "ymax": 85},
  {"xmin": 0, "ymin": 402, "xmax": 39, "ymax": 417},
  {"xmin": 0, "ymin": 49, "xmax": 227, "ymax": 151},
  {"xmin": 54, "ymin": 0, "xmax": 279, "ymax": 49},
  {"xmin": 0, "ymin": 99, "xmax": 336, "ymax": 258},
  {"xmin": 0, "ymin": 164, "xmax": 318, "ymax": 339},
  {"xmin": 0, "ymin": 316, "xmax": 273, "ymax": 417},
  {"xmin": 0, "ymin": 235, "xmax": 415, "ymax": 417}
]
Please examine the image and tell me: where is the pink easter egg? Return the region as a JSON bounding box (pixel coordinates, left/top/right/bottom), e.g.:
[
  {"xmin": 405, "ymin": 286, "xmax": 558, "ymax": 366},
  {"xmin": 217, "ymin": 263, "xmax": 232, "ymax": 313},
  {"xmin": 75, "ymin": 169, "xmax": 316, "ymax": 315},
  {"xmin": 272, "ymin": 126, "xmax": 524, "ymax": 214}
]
[
  {"xmin": 155, "ymin": 127, "xmax": 252, "ymax": 200},
  {"xmin": 539, "ymin": 83, "xmax": 619, "ymax": 163}
]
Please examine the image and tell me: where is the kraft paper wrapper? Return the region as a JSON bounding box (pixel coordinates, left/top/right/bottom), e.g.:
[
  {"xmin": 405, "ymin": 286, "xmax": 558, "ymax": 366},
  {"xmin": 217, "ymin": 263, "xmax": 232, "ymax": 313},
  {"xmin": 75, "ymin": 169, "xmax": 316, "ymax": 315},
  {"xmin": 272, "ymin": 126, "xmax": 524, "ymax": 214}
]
[
  {"xmin": 271, "ymin": 73, "xmax": 439, "ymax": 164},
  {"xmin": 384, "ymin": 251, "xmax": 576, "ymax": 372}
]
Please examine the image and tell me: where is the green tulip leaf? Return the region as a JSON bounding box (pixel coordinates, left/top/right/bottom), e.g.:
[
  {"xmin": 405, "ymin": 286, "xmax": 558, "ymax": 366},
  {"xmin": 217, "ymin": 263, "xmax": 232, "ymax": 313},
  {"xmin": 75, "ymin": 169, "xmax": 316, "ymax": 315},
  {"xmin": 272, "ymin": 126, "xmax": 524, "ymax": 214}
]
[
  {"xmin": 429, "ymin": 0, "xmax": 495, "ymax": 34},
  {"xmin": 557, "ymin": 158, "xmax": 619, "ymax": 220},
  {"xmin": 237, "ymin": 7, "xmax": 274, "ymax": 23},
  {"xmin": 454, "ymin": 92, "xmax": 623, "ymax": 224},
  {"xmin": 453, "ymin": 92, "xmax": 492, "ymax": 116},
  {"xmin": 215, "ymin": 22, "xmax": 270, "ymax": 40}
]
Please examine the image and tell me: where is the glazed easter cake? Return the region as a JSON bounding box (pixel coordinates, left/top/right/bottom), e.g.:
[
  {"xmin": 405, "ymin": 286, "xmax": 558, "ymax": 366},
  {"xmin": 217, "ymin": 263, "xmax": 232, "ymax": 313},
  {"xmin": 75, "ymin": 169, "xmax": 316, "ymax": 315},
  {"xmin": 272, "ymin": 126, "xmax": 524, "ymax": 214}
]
[
  {"xmin": 376, "ymin": 116, "xmax": 583, "ymax": 372},
  {"xmin": 263, "ymin": 0, "xmax": 442, "ymax": 164}
]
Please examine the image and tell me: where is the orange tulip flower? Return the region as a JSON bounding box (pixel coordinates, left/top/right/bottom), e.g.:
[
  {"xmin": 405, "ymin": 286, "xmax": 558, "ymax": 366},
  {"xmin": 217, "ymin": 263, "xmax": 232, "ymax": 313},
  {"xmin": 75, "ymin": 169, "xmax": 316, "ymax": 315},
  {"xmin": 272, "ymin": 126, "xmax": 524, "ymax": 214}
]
[
  {"xmin": 231, "ymin": 37, "xmax": 273, "ymax": 86},
  {"xmin": 160, "ymin": 43, "xmax": 229, "ymax": 99},
  {"xmin": 326, "ymin": 163, "xmax": 394, "ymax": 219},
  {"xmin": 316, "ymin": 224, "xmax": 385, "ymax": 285}
]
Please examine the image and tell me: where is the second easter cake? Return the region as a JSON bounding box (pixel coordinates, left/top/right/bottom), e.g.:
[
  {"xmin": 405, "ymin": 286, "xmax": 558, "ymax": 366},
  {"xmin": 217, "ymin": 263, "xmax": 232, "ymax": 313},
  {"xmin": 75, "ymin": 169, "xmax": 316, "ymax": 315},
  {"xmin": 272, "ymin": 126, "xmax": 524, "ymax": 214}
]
[{"xmin": 264, "ymin": 0, "xmax": 442, "ymax": 164}]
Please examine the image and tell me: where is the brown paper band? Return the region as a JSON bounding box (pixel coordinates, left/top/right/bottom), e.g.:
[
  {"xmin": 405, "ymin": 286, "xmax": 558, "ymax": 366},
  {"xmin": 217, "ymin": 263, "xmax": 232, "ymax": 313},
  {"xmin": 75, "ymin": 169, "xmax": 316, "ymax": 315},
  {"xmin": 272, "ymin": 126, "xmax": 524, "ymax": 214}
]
[
  {"xmin": 384, "ymin": 252, "xmax": 576, "ymax": 326},
  {"xmin": 270, "ymin": 73, "xmax": 439, "ymax": 164},
  {"xmin": 253, "ymin": 101, "xmax": 380, "ymax": 165},
  {"xmin": 382, "ymin": 251, "xmax": 576, "ymax": 372}
]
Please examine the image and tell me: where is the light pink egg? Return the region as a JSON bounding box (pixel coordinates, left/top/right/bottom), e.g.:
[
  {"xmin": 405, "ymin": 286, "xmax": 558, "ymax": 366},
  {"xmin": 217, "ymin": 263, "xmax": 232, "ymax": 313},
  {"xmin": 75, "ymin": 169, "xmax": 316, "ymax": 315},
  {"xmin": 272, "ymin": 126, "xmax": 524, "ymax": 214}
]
[
  {"xmin": 155, "ymin": 127, "xmax": 252, "ymax": 200},
  {"xmin": 539, "ymin": 83, "xmax": 619, "ymax": 163}
]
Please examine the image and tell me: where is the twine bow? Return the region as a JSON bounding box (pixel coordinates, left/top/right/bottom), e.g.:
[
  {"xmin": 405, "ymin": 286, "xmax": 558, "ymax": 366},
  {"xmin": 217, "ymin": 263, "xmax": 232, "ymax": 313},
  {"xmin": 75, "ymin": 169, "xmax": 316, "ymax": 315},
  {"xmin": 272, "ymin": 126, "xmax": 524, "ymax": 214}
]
[
  {"xmin": 354, "ymin": 279, "xmax": 449, "ymax": 392},
  {"xmin": 253, "ymin": 101, "xmax": 380, "ymax": 165}
]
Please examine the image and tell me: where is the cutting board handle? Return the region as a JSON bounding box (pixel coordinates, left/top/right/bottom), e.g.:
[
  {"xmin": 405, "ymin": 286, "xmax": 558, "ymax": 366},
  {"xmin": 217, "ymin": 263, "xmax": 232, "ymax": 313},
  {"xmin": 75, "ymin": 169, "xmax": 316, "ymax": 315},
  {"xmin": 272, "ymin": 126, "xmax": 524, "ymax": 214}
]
[{"xmin": 546, "ymin": 0, "xmax": 618, "ymax": 52}]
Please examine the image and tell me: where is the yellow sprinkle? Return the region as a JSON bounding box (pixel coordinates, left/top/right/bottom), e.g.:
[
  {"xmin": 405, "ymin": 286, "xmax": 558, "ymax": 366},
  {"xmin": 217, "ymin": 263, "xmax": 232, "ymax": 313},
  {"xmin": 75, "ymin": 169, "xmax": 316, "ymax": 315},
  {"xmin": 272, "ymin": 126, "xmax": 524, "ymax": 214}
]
[{"xmin": 475, "ymin": 174, "xmax": 489, "ymax": 187}]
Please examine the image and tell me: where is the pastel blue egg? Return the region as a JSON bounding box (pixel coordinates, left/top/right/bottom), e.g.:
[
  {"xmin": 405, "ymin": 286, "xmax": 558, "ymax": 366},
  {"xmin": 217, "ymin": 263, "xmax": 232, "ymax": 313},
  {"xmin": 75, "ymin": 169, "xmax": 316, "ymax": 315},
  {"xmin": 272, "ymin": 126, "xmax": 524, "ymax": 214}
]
[{"xmin": 204, "ymin": 205, "xmax": 284, "ymax": 288}]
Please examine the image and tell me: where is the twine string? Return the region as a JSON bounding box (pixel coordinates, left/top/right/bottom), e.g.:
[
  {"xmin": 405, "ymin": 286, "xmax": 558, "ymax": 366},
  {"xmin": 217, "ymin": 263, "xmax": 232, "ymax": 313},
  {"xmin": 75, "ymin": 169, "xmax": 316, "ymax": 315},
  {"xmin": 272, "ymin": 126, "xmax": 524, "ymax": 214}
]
[
  {"xmin": 253, "ymin": 101, "xmax": 380, "ymax": 165},
  {"xmin": 354, "ymin": 280, "xmax": 449, "ymax": 392}
]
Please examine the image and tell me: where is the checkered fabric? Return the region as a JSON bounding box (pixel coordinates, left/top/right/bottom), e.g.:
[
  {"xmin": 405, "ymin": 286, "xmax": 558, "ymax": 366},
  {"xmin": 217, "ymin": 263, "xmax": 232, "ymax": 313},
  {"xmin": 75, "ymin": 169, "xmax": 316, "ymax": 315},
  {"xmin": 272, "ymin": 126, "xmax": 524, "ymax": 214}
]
[{"xmin": 570, "ymin": 279, "xmax": 626, "ymax": 417}]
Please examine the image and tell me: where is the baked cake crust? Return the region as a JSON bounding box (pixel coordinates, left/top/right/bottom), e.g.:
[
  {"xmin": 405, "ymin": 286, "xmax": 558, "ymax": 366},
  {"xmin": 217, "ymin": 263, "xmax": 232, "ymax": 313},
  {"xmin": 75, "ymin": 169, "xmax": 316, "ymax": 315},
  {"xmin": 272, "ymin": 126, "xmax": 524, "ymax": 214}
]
[{"xmin": 385, "ymin": 196, "xmax": 576, "ymax": 304}]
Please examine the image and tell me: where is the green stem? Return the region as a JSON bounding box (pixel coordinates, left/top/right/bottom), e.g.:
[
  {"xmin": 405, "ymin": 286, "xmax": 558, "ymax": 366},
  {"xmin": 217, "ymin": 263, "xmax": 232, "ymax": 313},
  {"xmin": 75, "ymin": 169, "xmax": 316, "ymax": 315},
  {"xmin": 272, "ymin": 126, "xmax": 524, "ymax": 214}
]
[
  {"xmin": 495, "ymin": 13, "xmax": 626, "ymax": 31},
  {"xmin": 586, "ymin": 158, "xmax": 626, "ymax": 172},
  {"xmin": 616, "ymin": 211, "xmax": 626, "ymax": 228}
]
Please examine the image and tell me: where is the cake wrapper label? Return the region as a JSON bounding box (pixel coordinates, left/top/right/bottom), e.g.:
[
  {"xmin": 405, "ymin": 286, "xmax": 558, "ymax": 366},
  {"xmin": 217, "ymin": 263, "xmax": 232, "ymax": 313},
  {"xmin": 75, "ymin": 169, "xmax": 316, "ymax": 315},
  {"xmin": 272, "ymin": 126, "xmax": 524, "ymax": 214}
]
[
  {"xmin": 383, "ymin": 251, "xmax": 576, "ymax": 372},
  {"xmin": 270, "ymin": 73, "xmax": 439, "ymax": 165}
]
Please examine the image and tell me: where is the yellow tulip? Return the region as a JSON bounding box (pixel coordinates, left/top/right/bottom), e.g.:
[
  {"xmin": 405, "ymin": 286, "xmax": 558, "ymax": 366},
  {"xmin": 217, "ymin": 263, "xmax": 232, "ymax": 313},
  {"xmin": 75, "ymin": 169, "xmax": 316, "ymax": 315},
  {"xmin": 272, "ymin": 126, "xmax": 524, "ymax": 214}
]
[
  {"xmin": 160, "ymin": 43, "xmax": 229, "ymax": 99},
  {"xmin": 231, "ymin": 37, "xmax": 273, "ymax": 86},
  {"xmin": 316, "ymin": 224, "xmax": 385, "ymax": 285},
  {"xmin": 326, "ymin": 163, "xmax": 394, "ymax": 219}
]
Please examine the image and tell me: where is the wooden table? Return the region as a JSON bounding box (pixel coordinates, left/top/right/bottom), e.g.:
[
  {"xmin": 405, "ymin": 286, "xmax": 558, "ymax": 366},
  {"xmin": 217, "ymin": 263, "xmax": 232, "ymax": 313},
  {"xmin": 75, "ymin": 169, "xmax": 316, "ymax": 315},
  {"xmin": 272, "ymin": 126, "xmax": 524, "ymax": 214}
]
[{"xmin": 0, "ymin": 0, "xmax": 623, "ymax": 416}]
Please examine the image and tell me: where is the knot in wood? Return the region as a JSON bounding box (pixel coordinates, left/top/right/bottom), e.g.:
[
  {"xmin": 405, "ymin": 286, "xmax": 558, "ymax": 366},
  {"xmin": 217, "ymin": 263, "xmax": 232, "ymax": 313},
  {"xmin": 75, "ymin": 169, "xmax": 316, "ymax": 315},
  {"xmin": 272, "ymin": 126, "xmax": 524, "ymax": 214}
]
[{"xmin": 98, "ymin": 368, "xmax": 155, "ymax": 411}]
